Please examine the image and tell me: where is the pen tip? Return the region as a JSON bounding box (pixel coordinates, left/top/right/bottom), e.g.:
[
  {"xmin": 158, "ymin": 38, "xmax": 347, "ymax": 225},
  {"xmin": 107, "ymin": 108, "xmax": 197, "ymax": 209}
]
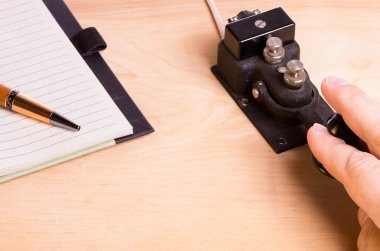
[{"xmin": 50, "ymin": 112, "xmax": 81, "ymax": 131}]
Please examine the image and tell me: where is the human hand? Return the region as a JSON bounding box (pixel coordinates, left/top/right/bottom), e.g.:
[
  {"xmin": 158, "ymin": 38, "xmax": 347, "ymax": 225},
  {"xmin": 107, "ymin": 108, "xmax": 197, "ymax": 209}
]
[{"xmin": 307, "ymin": 76, "xmax": 380, "ymax": 250}]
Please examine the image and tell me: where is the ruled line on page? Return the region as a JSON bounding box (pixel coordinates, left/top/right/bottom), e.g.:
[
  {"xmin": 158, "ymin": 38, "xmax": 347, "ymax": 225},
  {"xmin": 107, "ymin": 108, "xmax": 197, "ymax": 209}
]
[
  {"xmin": 0, "ymin": 123, "xmax": 118, "ymax": 160},
  {"xmin": 0, "ymin": 102, "xmax": 102, "ymax": 135},
  {"xmin": 0, "ymin": 14, "xmax": 42, "ymax": 27},
  {"xmin": 0, "ymin": 73, "xmax": 86, "ymax": 117},
  {"xmin": 5, "ymin": 20, "xmax": 46, "ymax": 34},
  {"xmin": 0, "ymin": 8, "xmax": 37, "ymax": 21},
  {"xmin": 0, "ymin": 115, "xmax": 112, "ymax": 152},
  {"xmin": 0, "ymin": 40, "xmax": 60, "ymax": 61},
  {"xmin": 12, "ymin": 67, "xmax": 79, "ymax": 88},
  {"xmin": 44, "ymin": 93, "xmax": 97, "ymax": 109},
  {"xmin": 59, "ymin": 100, "xmax": 106, "ymax": 115},
  {"xmin": 0, "ymin": 108, "xmax": 110, "ymax": 144},
  {"xmin": 0, "ymin": 1, "xmax": 15, "ymax": 5},
  {"xmin": 0, "ymin": 115, "xmax": 115, "ymax": 152},
  {"xmin": 0, "ymin": 122, "xmax": 40, "ymax": 135},
  {"xmin": 0, "ymin": 81, "xmax": 87, "ymax": 119},
  {"xmin": 0, "ymin": 27, "xmax": 51, "ymax": 43},
  {"xmin": 36, "ymin": 85, "xmax": 96, "ymax": 104},
  {"xmin": 0, "ymin": 54, "xmax": 70, "ymax": 76},
  {"xmin": 0, "ymin": 34, "xmax": 56, "ymax": 53},
  {"xmin": 33, "ymin": 81, "xmax": 89, "ymax": 99},
  {"xmin": 48, "ymin": 85, "xmax": 96, "ymax": 103},
  {"xmin": 0, "ymin": 95, "xmax": 101, "ymax": 126},
  {"xmin": 0, "ymin": 46, "xmax": 62, "ymax": 67},
  {"xmin": 23, "ymin": 74, "xmax": 85, "ymax": 92},
  {"xmin": 0, "ymin": 1, "xmax": 34, "ymax": 14},
  {"xmin": 4, "ymin": 60, "xmax": 74, "ymax": 82},
  {"xmin": 0, "ymin": 108, "xmax": 109, "ymax": 146},
  {"xmin": 0, "ymin": 95, "xmax": 103, "ymax": 126}
]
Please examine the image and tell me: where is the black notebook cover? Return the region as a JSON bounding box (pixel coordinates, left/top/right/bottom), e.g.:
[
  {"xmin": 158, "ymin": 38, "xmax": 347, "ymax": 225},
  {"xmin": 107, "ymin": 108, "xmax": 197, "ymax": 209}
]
[{"xmin": 42, "ymin": 0, "xmax": 154, "ymax": 142}]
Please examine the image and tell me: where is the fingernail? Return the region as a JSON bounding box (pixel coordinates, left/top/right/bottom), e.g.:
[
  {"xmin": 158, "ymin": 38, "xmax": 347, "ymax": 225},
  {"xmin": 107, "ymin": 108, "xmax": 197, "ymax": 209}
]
[
  {"xmin": 311, "ymin": 123, "xmax": 327, "ymax": 133},
  {"xmin": 324, "ymin": 76, "xmax": 347, "ymax": 87}
]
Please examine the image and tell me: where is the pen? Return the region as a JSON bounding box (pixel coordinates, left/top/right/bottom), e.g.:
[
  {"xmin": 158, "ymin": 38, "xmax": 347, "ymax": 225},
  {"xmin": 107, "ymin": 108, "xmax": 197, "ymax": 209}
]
[{"xmin": 0, "ymin": 83, "xmax": 80, "ymax": 131}]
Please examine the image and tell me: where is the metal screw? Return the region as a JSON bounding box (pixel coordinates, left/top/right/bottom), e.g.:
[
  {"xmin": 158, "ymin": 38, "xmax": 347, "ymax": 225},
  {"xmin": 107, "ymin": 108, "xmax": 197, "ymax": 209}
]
[
  {"xmin": 252, "ymin": 88, "xmax": 260, "ymax": 99},
  {"xmin": 229, "ymin": 9, "xmax": 261, "ymax": 23},
  {"xmin": 277, "ymin": 66, "xmax": 287, "ymax": 74},
  {"xmin": 267, "ymin": 37, "xmax": 282, "ymax": 52},
  {"xmin": 283, "ymin": 59, "xmax": 307, "ymax": 89},
  {"xmin": 255, "ymin": 20, "xmax": 266, "ymax": 29},
  {"xmin": 228, "ymin": 16, "xmax": 239, "ymax": 23},
  {"xmin": 239, "ymin": 98, "xmax": 249, "ymax": 107},
  {"xmin": 252, "ymin": 9, "xmax": 261, "ymax": 15},
  {"xmin": 276, "ymin": 137, "xmax": 288, "ymax": 146},
  {"xmin": 287, "ymin": 60, "xmax": 304, "ymax": 78},
  {"xmin": 263, "ymin": 37, "xmax": 285, "ymax": 64}
]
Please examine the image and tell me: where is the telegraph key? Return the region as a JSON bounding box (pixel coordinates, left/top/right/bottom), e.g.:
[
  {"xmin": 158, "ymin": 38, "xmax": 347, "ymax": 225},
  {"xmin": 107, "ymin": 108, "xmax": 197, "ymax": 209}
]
[{"xmin": 211, "ymin": 7, "xmax": 362, "ymax": 178}]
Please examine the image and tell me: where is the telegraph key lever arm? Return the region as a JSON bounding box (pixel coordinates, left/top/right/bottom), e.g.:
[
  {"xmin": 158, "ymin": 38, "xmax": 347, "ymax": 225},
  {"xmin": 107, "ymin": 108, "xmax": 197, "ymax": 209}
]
[
  {"xmin": 253, "ymin": 38, "xmax": 364, "ymax": 178},
  {"xmin": 250, "ymin": 42, "xmax": 363, "ymax": 177},
  {"xmin": 313, "ymin": 114, "xmax": 366, "ymax": 178}
]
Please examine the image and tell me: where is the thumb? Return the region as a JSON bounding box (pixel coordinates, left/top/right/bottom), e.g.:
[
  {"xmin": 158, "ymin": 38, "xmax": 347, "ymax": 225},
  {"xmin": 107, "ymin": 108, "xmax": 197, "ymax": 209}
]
[
  {"xmin": 307, "ymin": 123, "xmax": 380, "ymax": 228},
  {"xmin": 357, "ymin": 209, "xmax": 380, "ymax": 250}
]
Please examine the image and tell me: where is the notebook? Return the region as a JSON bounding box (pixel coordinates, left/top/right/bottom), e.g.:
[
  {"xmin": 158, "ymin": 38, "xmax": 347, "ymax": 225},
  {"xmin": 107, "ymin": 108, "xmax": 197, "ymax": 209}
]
[{"xmin": 0, "ymin": 0, "xmax": 153, "ymax": 182}]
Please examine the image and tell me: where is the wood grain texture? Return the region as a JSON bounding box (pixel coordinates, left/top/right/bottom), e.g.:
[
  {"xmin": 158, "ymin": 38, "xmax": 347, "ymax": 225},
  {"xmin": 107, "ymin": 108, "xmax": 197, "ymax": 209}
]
[{"xmin": 1, "ymin": 0, "xmax": 380, "ymax": 250}]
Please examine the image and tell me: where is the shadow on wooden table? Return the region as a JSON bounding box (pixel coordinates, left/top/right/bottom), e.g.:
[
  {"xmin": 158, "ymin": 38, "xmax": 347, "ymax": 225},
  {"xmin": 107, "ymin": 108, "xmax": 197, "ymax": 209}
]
[{"xmin": 287, "ymin": 147, "xmax": 360, "ymax": 248}]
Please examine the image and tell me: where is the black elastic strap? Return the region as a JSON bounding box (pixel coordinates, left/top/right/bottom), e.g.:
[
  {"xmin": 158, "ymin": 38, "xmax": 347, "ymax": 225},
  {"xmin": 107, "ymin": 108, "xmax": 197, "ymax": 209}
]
[{"xmin": 72, "ymin": 27, "xmax": 107, "ymax": 56}]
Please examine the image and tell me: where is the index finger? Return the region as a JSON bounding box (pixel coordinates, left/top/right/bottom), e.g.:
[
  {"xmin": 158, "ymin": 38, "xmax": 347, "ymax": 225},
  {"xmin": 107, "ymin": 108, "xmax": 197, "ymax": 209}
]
[{"xmin": 321, "ymin": 76, "xmax": 380, "ymax": 157}]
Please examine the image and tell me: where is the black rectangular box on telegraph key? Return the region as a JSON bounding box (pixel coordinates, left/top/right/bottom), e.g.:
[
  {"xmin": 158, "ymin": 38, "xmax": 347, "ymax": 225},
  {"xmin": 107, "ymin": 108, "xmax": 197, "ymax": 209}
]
[{"xmin": 224, "ymin": 8, "xmax": 296, "ymax": 60}]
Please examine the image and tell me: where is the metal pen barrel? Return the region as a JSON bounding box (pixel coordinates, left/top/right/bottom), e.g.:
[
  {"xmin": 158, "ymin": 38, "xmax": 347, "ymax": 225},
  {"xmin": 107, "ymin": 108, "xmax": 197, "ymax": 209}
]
[{"xmin": 0, "ymin": 84, "xmax": 80, "ymax": 131}]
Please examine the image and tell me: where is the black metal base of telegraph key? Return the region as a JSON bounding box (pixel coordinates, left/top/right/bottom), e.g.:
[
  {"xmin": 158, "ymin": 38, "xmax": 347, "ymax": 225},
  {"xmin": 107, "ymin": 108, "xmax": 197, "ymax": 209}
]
[{"xmin": 211, "ymin": 65, "xmax": 307, "ymax": 154}]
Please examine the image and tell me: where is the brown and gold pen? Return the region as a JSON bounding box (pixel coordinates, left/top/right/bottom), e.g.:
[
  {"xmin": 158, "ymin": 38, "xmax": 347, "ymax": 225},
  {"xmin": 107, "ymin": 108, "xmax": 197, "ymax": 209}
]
[{"xmin": 0, "ymin": 84, "xmax": 80, "ymax": 131}]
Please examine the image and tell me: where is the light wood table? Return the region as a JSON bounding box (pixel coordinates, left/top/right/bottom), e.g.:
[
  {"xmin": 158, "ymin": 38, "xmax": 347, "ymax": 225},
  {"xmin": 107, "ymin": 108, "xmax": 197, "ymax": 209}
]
[{"xmin": 1, "ymin": 0, "xmax": 379, "ymax": 250}]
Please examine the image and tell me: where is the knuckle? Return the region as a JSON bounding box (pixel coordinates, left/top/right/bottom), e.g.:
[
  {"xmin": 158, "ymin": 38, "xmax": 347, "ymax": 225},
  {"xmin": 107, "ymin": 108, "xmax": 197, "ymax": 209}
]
[
  {"xmin": 337, "ymin": 85, "xmax": 365, "ymax": 111},
  {"xmin": 368, "ymin": 125, "xmax": 380, "ymax": 153},
  {"xmin": 345, "ymin": 151, "xmax": 374, "ymax": 177},
  {"xmin": 358, "ymin": 209, "xmax": 369, "ymax": 227},
  {"xmin": 368, "ymin": 125, "xmax": 380, "ymax": 139},
  {"xmin": 357, "ymin": 216, "xmax": 380, "ymax": 250}
]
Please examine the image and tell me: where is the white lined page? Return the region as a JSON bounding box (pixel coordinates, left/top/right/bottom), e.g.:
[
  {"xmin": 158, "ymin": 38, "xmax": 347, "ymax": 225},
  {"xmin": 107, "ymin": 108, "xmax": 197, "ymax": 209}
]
[{"xmin": 0, "ymin": 0, "xmax": 133, "ymax": 175}]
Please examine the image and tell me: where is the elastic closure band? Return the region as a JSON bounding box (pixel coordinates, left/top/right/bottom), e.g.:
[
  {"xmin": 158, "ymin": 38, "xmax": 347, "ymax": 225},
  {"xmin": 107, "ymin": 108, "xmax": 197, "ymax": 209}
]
[{"xmin": 72, "ymin": 27, "xmax": 107, "ymax": 56}]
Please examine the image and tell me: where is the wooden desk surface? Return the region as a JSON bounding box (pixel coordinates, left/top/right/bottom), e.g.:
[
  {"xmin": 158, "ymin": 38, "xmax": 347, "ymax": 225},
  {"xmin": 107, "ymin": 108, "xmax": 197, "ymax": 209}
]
[{"xmin": 1, "ymin": 0, "xmax": 379, "ymax": 250}]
